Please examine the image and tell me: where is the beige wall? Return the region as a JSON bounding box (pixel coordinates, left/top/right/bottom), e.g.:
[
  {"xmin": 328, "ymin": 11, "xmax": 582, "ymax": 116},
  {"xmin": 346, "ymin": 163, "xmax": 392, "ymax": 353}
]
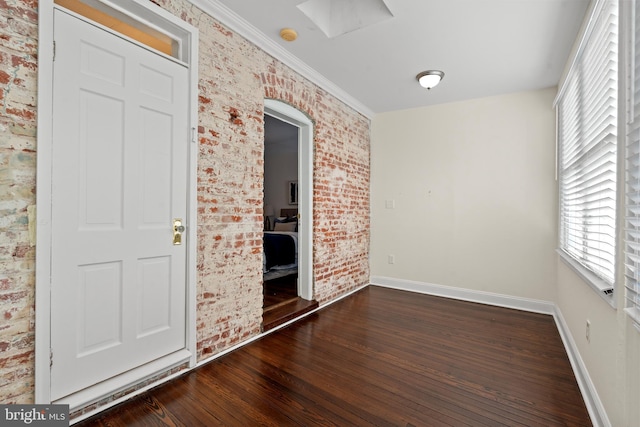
[
  {"xmin": 371, "ymin": 86, "xmax": 640, "ymax": 426},
  {"xmin": 556, "ymin": 260, "xmax": 621, "ymax": 425},
  {"xmin": 371, "ymin": 88, "xmax": 557, "ymax": 301},
  {"xmin": 557, "ymin": 248, "xmax": 640, "ymax": 426}
]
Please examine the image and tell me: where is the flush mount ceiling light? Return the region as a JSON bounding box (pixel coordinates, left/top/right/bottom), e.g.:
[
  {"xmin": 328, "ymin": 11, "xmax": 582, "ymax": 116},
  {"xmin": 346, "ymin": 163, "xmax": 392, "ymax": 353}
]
[
  {"xmin": 280, "ymin": 28, "xmax": 298, "ymax": 42},
  {"xmin": 416, "ymin": 70, "xmax": 445, "ymax": 90}
]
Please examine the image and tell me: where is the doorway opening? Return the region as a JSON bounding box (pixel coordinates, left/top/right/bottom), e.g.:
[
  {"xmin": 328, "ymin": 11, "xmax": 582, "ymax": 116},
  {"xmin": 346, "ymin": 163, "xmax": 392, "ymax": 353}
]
[{"xmin": 262, "ymin": 100, "xmax": 316, "ymax": 330}]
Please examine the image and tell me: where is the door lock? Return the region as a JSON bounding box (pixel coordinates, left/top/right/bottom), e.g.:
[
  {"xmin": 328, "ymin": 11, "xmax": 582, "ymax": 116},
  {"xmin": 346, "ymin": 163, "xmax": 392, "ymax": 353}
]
[{"xmin": 173, "ymin": 219, "xmax": 185, "ymax": 245}]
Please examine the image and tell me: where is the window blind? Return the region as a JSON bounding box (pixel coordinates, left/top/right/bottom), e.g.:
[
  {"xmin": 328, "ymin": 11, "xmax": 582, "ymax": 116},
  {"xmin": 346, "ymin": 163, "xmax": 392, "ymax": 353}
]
[
  {"xmin": 625, "ymin": 0, "xmax": 640, "ymax": 319},
  {"xmin": 557, "ymin": 0, "xmax": 618, "ymax": 289}
]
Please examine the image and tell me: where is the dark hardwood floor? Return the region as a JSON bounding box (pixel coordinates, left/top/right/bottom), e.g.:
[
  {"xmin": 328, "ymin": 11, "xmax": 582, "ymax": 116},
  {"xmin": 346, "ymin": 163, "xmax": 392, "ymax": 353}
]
[
  {"xmin": 76, "ymin": 286, "xmax": 592, "ymax": 426},
  {"xmin": 262, "ymin": 273, "xmax": 318, "ymax": 331},
  {"xmin": 263, "ymin": 273, "xmax": 298, "ymax": 307}
]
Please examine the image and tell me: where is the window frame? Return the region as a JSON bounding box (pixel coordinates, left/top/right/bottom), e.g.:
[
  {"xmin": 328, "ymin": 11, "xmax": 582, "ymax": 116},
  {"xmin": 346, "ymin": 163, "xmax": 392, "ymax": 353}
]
[
  {"xmin": 623, "ymin": 0, "xmax": 640, "ymax": 325},
  {"xmin": 555, "ymin": 0, "xmax": 619, "ymax": 306}
]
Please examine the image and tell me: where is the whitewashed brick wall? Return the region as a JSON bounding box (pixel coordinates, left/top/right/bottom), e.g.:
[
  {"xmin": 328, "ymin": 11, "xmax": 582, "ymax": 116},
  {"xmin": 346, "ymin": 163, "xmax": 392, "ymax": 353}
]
[
  {"xmin": 0, "ymin": 0, "xmax": 38, "ymax": 404},
  {"xmin": 0, "ymin": 0, "xmax": 370, "ymax": 406}
]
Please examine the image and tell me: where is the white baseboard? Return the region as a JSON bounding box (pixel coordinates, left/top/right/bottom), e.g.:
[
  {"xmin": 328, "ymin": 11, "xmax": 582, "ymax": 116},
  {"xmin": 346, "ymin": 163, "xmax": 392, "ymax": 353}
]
[
  {"xmin": 553, "ymin": 308, "xmax": 611, "ymax": 427},
  {"xmin": 370, "ymin": 275, "xmax": 555, "ymax": 314},
  {"xmin": 369, "ymin": 276, "xmax": 610, "ymax": 427}
]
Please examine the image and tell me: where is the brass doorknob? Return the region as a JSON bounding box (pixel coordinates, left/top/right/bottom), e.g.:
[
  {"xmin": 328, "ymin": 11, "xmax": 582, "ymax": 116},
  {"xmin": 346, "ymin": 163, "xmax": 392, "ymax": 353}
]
[{"xmin": 173, "ymin": 219, "xmax": 185, "ymax": 245}]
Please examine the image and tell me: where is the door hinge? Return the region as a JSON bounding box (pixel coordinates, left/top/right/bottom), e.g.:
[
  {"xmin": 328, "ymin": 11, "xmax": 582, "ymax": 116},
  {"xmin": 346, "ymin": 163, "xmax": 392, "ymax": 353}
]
[
  {"xmin": 50, "ymin": 348, "xmax": 53, "ymax": 368},
  {"xmin": 53, "ymin": 41, "xmax": 56, "ymax": 62},
  {"xmin": 191, "ymin": 127, "xmax": 196, "ymax": 143}
]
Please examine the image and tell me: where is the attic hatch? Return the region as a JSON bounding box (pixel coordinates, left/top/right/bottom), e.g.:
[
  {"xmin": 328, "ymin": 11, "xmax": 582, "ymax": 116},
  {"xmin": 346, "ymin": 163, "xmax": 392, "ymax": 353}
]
[
  {"xmin": 297, "ymin": 0, "xmax": 394, "ymax": 39},
  {"xmin": 54, "ymin": 0, "xmax": 179, "ymax": 59}
]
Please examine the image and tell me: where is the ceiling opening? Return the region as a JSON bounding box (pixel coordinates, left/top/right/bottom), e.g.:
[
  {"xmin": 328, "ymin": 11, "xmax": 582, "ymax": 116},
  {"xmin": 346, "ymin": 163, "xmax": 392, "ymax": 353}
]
[{"xmin": 297, "ymin": 0, "xmax": 393, "ymax": 39}]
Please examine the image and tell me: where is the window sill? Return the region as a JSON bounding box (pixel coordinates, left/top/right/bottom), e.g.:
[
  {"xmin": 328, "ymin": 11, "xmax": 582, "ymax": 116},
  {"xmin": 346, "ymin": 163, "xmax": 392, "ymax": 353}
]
[{"xmin": 556, "ymin": 249, "xmax": 616, "ymax": 309}]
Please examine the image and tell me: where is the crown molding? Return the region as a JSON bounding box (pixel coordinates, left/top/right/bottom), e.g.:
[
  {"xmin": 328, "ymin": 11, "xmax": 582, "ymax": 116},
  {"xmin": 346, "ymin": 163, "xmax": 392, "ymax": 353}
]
[{"xmin": 188, "ymin": 0, "xmax": 375, "ymax": 119}]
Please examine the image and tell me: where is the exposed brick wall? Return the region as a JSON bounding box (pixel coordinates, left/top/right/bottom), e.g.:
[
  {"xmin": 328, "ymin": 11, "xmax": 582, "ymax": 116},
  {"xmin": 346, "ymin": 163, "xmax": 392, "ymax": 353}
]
[
  {"xmin": 261, "ymin": 65, "xmax": 371, "ymax": 305},
  {"xmin": 0, "ymin": 0, "xmax": 370, "ymax": 406},
  {"xmin": 314, "ymin": 113, "xmax": 370, "ymax": 304},
  {"xmin": 0, "ymin": 0, "xmax": 38, "ymax": 404},
  {"xmin": 167, "ymin": 0, "xmax": 371, "ymax": 360}
]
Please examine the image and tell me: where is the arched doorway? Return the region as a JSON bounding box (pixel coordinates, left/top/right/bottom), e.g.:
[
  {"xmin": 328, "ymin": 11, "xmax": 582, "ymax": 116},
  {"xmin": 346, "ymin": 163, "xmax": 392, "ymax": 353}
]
[{"xmin": 263, "ymin": 100, "xmax": 315, "ymax": 329}]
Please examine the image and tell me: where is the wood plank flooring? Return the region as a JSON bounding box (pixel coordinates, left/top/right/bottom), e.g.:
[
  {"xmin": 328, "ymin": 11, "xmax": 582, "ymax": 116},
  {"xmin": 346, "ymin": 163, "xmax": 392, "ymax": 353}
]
[
  {"xmin": 262, "ymin": 273, "xmax": 319, "ymax": 331},
  {"xmin": 263, "ymin": 273, "xmax": 298, "ymax": 308},
  {"xmin": 76, "ymin": 286, "xmax": 592, "ymax": 426}
]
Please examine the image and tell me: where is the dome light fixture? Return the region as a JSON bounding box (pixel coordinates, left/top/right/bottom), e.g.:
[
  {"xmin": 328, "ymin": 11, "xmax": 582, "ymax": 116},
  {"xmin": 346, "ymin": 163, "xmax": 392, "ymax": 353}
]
[
  {"xmin": 416, "ymin": 70, "xmax": 445, "ymax": 90},
  {"xmin": 280, "ymin": 28, "xmax": 298, "ymax": 42}
]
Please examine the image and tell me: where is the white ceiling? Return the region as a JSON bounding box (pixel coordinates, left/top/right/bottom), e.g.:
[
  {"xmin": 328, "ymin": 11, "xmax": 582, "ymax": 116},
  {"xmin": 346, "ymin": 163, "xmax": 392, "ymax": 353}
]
[{"xmin": 208, "ymin": 0, "xmax": 590, "ymax": 117}]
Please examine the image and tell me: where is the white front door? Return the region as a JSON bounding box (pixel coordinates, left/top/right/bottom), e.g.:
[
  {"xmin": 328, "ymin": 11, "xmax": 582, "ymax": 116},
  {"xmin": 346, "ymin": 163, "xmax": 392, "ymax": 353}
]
[{"xmin": 50, "ymin": 9, "xmax": 189, "ymax": 400}]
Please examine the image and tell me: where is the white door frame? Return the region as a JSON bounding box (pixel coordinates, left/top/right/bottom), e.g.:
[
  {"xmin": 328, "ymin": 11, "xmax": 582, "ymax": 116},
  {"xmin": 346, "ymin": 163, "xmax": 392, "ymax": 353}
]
[
  {"xmin": 35, "ymin": 0, "xmax": 199, "ymax": 407},
  {"xmin": 264, "ymin": 99, "xmax": 314, "ymax": 300}
]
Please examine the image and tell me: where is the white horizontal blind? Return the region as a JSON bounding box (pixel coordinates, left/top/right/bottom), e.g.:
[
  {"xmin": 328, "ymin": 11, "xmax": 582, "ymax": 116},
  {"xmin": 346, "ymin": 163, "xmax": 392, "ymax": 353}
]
[
  {"xmin": 625, "ymin": 0, "xmax": 640, "ymax": 319},
  {"xmin": 558, "ymin": 0, "xmax": 618, "ymax": 287}
]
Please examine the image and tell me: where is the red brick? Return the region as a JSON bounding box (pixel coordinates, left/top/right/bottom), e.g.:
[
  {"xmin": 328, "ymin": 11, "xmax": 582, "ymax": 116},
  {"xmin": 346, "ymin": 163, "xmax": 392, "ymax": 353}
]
[{"xmin": 0, "ymin": 0, "xmax": 371, "ymax": 408}]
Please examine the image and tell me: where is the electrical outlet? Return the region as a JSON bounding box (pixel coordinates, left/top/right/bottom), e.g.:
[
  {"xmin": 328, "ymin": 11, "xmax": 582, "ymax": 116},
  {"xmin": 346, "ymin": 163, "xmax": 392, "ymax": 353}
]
[
  {"xmin": 586, "ymin": 320, "xmax": 591, "ymax": 342},
  {"xmin": 388, "ymin": 254, "xmax": 395, "ymax": 264}
]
